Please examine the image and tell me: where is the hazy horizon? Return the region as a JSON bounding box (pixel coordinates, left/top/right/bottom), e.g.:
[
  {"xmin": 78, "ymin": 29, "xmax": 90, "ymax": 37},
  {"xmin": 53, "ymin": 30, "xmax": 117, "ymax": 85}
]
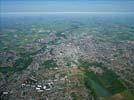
[{"xmin": 1, "ymin": 0, "xmax": 134, "ymax": 14}]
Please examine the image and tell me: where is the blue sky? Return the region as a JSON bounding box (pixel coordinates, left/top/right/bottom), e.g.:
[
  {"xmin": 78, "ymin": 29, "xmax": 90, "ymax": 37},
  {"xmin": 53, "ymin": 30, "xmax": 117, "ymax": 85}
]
[{"xmin": 1, "ymin": 0, "xmax": 134, "ymax": 13}]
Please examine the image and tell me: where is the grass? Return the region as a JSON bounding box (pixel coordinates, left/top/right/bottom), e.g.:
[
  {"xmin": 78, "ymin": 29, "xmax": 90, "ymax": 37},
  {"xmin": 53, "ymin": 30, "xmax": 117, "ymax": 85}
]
[
  {"xmin": 0, "ymin": 52, "xmax": 33, "ymax": 73},
  {"xmin": 84, "ymin": 71, "xmax": 111, "ymax": 98},
  {"xmin": 121, "ymin": 90, "xmax": 134, "ymax": 100},
  {"xmin": 78, "ymin": 59, "xmax": 127, "ymax": 99},
  {"xmin": 71, "ymin": 92, "xmax": 83, "ymax": 100},
  {"xmin": 78, "ymin": 59, "xmax": 103, "ymax": 68},
  {"xmin": 43, "ymin": 59, "xmax": 58, "ymax": 69}
]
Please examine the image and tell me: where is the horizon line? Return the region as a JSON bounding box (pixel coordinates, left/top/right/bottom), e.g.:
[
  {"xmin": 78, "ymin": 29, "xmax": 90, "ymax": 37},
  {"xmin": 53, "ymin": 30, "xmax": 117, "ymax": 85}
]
[{"xmin": 1, "ymin": 12, "xmax": 134, "ymax": 15}]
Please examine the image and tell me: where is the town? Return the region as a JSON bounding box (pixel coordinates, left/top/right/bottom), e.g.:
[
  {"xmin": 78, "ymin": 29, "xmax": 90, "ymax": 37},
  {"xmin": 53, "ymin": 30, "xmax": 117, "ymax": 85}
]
[{"xmin": 0, "ymin": 14, "xmax": 134, "ymax": 100}]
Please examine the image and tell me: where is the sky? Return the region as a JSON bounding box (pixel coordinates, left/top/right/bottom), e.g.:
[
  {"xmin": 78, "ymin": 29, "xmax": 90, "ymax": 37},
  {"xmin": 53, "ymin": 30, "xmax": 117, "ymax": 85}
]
[{"xmin": 1, "ymin": 0, "xmax": 134, "ymax": 14}]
